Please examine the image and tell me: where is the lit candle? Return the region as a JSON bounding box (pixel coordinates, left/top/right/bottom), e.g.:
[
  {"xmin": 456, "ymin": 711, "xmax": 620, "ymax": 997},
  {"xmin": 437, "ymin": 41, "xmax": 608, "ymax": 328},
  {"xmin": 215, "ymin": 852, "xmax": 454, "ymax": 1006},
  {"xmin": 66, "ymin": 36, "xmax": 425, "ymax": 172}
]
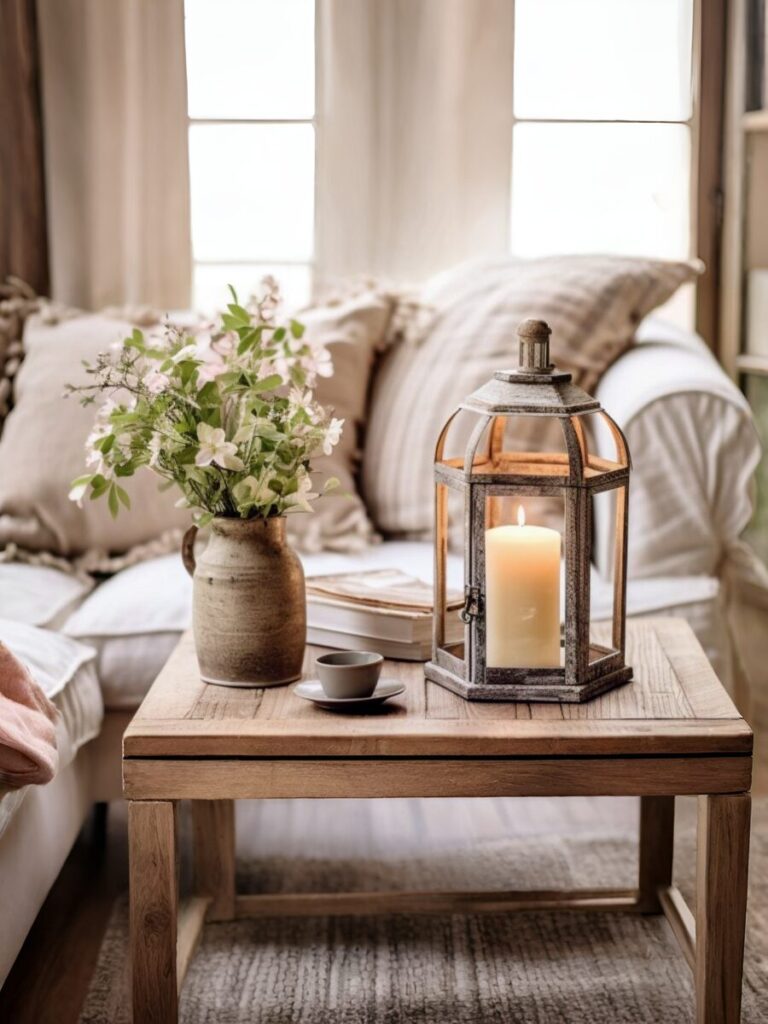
[{"xmin": 485, "ymin": 505, "xmax": 561, "ymax": 668}]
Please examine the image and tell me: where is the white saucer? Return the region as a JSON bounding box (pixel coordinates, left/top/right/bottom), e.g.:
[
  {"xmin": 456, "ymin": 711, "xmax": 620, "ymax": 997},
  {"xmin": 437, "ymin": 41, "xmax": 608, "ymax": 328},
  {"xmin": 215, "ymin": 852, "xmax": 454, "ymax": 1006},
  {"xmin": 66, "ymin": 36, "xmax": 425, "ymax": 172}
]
[{"xmin": 294, "ymin": 678, "xmax": 405, "ymax": 711}]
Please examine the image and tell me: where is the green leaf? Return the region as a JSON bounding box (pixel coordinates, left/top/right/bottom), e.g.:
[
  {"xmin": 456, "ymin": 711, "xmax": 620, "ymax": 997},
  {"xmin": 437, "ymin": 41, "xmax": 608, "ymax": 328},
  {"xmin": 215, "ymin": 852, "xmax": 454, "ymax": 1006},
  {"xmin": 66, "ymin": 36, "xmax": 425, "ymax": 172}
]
[
  {"xmin": 197, "ymin": 380, "xmax": 219, "ymax": 405},
  {"xmin": 227, "ymin": 283, "xmax": 239, "ymax": 305},
  {"xmin": 237, "ymin": 329, "xmax": 258, "ymax": 355},
  {"xmin": 116, "ymin": 485, "xmax": 131, "ymax": 509},
  {"xmin": 124, "ymin": 327, "xmax": 145, "ymax": 349},
  {"xmin": 178, "ymin": 360, "xmax": 198, "ymax": 386},
  {"xmin": 251, "ymin": 374, "xmax": 283, "ymax": 394},
  {"xmin": 108, "ymin": 485, "xmax": 119, "ymax": 518},
  {"xmin": 289, "ymin": 365, "xmax": 307, "ymax": 387},
  {"xmin": 221, "ymin": 313, "xmax": 245, "ymax": 332},
  {"xmin": 226, "ymin": 303, "xmax": 251, "ymax": 326},
  {"xmin": 289, "ymin": 319, "xmax": 305, "ymax": 339},
  {"xmin": 323, "ymin": 476, "xmax": 340, "ymax": 492},
  {"xmin": 70, "ymin": 474, "xmax": 94, "ymax": 489},
  {"xmin": 272, "ymin": 326, "xmax": 286, "ymax": 342}
]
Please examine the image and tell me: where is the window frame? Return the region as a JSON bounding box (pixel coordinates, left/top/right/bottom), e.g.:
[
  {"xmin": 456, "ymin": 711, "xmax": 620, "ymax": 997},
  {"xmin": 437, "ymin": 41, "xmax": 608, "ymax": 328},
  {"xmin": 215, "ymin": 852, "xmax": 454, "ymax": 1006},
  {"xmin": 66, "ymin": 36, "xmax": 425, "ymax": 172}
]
[
  {"xmin": 507, "ymin": 0, "xmax": 724, "ymax": 347},
  {"xmin": 185, "ymin": 0, "xmax": 318, "ymax": 308}
]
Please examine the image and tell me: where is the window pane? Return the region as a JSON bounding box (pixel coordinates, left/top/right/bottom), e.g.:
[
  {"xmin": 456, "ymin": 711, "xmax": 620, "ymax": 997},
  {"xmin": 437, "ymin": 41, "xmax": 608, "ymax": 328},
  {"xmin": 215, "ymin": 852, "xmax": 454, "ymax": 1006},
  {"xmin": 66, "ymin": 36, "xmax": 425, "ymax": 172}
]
[
  {"xmin": 185, "ymin": 0, "xmax": 314, "ymax": 120},
  {"xmin": 745, "ymin": 375, "xmax": 768, "ymax": 565},
  {"xmin": 189, "ymin": 124, "xmax": 315, "ymax": 262},
  {"xmin": 193, "ymin": 263, "xmax": 313, "ymax": 315},
  {"xmin": 510, "ymin": 123, "xmax": 690, "ymax": 261},
  {"xmin": 514, "ymin": 0, "xmax": 693, "ymax": 121}
]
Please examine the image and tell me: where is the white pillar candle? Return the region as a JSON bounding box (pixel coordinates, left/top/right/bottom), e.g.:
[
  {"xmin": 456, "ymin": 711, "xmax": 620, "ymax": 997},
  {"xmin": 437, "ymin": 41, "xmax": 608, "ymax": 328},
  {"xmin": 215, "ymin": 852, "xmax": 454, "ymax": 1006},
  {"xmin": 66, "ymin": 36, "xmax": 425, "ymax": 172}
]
[{"xmin": 485, "ymin": 505, "xmax": 561, "ymax": 668}]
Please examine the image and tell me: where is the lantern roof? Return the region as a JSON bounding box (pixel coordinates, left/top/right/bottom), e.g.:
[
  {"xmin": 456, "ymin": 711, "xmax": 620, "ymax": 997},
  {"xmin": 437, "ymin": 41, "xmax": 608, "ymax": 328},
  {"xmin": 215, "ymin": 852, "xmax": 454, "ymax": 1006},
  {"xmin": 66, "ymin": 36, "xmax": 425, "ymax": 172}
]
[{"xmin": 460, "ymin": 320, "xmax": 601, "ymax": 417}]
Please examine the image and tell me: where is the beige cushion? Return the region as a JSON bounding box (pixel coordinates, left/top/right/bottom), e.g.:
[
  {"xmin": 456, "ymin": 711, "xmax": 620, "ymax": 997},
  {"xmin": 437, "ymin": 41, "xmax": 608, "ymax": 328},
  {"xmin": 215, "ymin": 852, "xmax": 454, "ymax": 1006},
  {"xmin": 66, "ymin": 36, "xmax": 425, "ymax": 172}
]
[
  {"xmin": 288, "ymin": 291, "xmax": 393, "ymax": 553},
  {"xmin": 362, "ymin": 255, "xmax": 699, "ymax": 536},
  {"xmin": 0, "ymin": 313, "xmax": 191, "ymax": 562},
  {"xmin": 0, "ymin": 292, "xmax": 392, "ymax": 566}
]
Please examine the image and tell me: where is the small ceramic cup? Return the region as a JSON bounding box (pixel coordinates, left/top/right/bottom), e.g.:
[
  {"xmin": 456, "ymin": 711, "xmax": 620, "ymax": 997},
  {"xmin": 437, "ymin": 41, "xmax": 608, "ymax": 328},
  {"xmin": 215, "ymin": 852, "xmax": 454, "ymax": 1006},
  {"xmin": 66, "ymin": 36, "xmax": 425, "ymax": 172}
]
[{"xmin": 315, "ymin": 651, "xmax": 383, "ymax": 699}]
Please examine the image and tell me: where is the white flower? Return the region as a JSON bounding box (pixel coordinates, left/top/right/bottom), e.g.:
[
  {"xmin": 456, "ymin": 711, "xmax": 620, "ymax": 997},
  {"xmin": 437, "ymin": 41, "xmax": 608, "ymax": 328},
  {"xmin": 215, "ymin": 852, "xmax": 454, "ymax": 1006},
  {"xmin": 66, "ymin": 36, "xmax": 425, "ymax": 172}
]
[
  {"xmin": 213, "ymin": 331, "xmax": 238, "ymax": 356},
  {"xmin": 68, "ymin": 480, "xmax": 89, "ymax": 506},
  {"xmin": 114, "ymin": 432, "xmax": 133, "ymax": 458},
  {"xmin": 86, "ymin": 450, "xmax": 106, "ymax": 473},
  {"xmin": 313, "ymin": 346, "xmax": 334, "ymax": 378},
  {"xmin": 194, "ymin": 422, "xmax": 244, "ymax": 471},
  {"xmin": 322, "ymin": 417, "xmax": 344, "ymax": 455},
  {"xmin": 148, "ymin": 432, "xmax": 163, "ymax": 468},
  {"xmin": 145, "ymin": 369, "xmax": 170, "ymax": 394},
  {"xmin": 196, "ymin": 358, "xmax": 226, "ymax": 386},
  {"xmin": 193, "ymin": 331, "xmax": 213, "ymax": 356},
  {"xmin": 283, "ymin": 471, "xmax": 318, "ymax": 514},
  {"xmin": 288, "ymin": 386, "xmax": 312, "ymax": 409},
  {"xmin": 171, "ymin": 343, "xmax": 198, "ymax": 364}
]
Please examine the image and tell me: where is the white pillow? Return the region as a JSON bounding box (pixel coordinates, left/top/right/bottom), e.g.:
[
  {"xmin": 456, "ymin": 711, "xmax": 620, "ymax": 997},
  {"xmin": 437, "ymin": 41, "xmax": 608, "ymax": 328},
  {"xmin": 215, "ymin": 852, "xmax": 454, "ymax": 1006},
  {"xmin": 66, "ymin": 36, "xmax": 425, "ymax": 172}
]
[{"xmin": 0, "ymin": 564, "xmax": 92, "ymax": 628}]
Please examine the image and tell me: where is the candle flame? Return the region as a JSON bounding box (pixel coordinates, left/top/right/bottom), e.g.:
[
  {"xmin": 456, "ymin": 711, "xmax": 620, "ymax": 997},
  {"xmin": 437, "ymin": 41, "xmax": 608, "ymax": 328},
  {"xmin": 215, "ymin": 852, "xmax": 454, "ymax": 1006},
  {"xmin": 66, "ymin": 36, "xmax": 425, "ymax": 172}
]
[{"xmin": 517, "ymin": 504, "xmax": 525, "ymax": 527}]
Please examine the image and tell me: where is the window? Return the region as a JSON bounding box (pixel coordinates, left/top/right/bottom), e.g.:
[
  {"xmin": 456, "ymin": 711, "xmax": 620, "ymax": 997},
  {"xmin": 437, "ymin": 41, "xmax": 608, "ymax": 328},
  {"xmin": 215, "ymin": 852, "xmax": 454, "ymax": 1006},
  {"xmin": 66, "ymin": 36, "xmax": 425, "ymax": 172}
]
[
  {"xmin": 184, "ymin": 0, "xmax": 699, "ymax": 325},
  {"xmin": 184, "ymin": 0, "xmax": 316, "ymax": 312},
  {"xmin": 509, "ymin": 0, "xmax": 696, "ymax": 326}
]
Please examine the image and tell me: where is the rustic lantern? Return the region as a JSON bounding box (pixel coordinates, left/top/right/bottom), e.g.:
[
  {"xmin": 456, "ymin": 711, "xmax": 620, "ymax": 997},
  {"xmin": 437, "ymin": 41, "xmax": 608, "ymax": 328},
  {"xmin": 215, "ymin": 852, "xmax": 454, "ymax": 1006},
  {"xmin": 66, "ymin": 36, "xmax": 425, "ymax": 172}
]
[{"xmin": 425, "ymin": 319, "xmax": 632, "ymax": 702}]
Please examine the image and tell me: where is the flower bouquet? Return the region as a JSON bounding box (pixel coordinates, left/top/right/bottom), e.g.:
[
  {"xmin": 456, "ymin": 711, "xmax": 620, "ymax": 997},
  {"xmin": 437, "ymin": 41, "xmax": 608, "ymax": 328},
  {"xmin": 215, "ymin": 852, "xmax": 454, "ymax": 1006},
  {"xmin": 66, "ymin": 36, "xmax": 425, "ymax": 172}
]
[{"xmin": 69, "ymin": 279, "xmax": 343, "ymax": 686}]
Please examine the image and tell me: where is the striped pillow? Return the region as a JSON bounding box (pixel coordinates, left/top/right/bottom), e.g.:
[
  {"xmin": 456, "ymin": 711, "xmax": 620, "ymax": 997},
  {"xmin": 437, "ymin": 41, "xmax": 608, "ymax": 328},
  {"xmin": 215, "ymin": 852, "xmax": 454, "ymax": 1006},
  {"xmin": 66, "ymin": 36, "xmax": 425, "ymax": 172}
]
[{"xmin": 362, "ymin": 255, "xmax": 700, "ymax": 537}]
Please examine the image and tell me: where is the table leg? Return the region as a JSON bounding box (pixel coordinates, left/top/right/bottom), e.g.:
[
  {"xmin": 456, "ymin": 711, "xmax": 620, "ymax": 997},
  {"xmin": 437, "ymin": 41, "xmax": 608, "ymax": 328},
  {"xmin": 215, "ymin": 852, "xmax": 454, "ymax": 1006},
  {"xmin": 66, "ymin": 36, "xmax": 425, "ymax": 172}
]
[
  {"xmin": 191, "ymin": 800, "xmax": 236, "ymax": 921},
  {"xmin": 638, "ymin": 796, "xmax": 675, "ymax": 913},
  {"xmin": 129, "ymin": 800, "xmax": 178, "ymax": 1024},
  {"xmin": 696, "ymin": 793, "xmax": 751, "ymax": 1024}
]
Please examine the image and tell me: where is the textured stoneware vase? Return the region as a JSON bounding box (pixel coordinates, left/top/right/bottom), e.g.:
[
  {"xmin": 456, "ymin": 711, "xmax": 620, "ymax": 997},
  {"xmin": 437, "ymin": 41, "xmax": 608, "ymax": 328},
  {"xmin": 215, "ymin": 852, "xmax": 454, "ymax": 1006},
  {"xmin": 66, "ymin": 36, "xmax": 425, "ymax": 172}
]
[{"xmin": 182, "ymin": 517, "xmax": 306, "ymax": 687}]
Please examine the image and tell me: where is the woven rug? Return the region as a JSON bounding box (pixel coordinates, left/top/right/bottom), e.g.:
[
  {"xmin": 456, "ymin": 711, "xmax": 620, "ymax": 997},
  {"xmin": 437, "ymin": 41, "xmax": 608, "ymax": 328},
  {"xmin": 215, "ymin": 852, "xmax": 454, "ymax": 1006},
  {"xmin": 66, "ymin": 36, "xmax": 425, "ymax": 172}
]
[{"xmin": 80, "ymin": 799, "xmax": 768, "ymax": 1023}]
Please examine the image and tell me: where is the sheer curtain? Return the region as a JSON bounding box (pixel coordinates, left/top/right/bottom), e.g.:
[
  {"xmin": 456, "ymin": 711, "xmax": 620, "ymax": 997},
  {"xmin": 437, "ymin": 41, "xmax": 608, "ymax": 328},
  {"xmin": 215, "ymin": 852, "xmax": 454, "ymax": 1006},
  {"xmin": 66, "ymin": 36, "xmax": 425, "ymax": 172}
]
[
  {"xmin": 315, "ymin": 0, "xmax": 515, "ymax": 288},
  {"xmin": 37, "ymin": 0, "xmax": 191, "ymax": 310}
]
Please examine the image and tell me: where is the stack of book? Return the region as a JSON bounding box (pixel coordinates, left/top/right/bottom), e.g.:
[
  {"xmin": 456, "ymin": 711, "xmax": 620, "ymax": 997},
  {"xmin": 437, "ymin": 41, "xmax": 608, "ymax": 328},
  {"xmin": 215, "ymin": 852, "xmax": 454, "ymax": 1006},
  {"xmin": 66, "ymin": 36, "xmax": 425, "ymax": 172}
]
[{"xmin": 306, "ymin": 569, "xmax": 464, "ymax": 660}]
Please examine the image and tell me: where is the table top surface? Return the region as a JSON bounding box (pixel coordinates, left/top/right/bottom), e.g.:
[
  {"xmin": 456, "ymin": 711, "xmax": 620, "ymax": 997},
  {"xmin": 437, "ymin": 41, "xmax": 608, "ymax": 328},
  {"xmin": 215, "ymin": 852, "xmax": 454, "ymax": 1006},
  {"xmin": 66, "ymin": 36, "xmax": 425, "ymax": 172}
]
[{"xmin": 123, "ymin": 618, "xmax": 752, "ymax": 761}]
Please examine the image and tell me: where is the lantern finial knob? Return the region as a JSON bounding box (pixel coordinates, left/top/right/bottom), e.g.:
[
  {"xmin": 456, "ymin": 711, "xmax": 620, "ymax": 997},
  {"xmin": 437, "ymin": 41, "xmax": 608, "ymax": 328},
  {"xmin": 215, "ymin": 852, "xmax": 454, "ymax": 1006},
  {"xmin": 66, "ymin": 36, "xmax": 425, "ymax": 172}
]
[{"xmin": 517, "ymin": 319, "xmax": 553, "ymax": 372}]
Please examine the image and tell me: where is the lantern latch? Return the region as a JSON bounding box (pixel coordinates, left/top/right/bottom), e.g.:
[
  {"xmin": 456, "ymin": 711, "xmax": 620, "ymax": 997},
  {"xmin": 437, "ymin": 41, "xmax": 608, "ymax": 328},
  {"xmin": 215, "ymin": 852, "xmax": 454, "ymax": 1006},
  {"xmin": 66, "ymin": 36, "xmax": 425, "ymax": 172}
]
[{"xmin": 459, "ymin": 585, "xmax": 483, "ymax": 624}]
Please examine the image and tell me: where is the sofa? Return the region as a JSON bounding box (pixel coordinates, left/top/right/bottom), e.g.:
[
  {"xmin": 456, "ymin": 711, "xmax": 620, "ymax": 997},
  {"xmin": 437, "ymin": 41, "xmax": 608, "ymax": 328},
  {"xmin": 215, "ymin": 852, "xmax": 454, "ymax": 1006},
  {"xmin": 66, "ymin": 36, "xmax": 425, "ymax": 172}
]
[{"xmin": 0, "ymin": 268, "xmax": 766, "ymax": 985}]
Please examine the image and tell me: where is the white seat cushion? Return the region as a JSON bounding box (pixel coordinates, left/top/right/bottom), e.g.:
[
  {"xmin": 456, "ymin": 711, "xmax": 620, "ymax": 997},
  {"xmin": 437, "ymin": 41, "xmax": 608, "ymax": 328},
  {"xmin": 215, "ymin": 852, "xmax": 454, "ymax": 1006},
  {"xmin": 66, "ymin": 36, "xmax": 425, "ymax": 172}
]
[
  {"xmin": 62, "ymin": 542, "xmax": 723, "ymax": 710},
  {"xmin": 0, "ymin": 620, "xmax": 102, "ymax": 837}
]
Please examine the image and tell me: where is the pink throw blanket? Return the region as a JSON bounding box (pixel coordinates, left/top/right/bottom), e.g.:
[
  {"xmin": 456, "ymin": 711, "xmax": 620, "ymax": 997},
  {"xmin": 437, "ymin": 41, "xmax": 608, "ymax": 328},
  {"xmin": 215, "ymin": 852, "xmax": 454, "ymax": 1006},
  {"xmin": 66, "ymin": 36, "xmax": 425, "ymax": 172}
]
[{"xmin": 0, "ymin": 641, "xmax": 59, "ymax": 788}]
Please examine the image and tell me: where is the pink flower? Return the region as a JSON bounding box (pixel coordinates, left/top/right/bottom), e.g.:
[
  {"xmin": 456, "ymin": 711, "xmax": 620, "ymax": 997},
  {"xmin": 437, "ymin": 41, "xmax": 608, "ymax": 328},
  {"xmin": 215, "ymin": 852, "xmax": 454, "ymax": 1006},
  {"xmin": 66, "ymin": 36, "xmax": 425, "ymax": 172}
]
[
  {"xmin": 196, "ymin": 360, "xmax": 226, "ymax": 386},
  {"xmin": 145, "ymin": 370, "xmax": 170, "ymax": 394}
]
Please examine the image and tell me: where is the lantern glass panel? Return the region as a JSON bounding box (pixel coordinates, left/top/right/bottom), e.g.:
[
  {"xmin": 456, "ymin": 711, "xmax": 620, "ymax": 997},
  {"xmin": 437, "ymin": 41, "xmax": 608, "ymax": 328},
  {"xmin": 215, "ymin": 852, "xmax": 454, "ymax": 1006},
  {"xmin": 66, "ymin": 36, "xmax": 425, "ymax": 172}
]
[
  {"xmin": 581, "ymin": 411, "xmax": 630, "ymax": 473},
  {"xmin": 437, "ymin": 408, "xmax": 493, "ymax": 471},
  {"xmin": 436, "ymin": 482, "xmax": 467, "ymax": 662},
  {"xmin": 483, "ymin": 413, "xmax": 570, "ymax": 477},
  {"xmin": 588, "ymin": 486, "xmax": 619, "ymax": 662},
  {"xmin": 483, "ymin": 493, "xmax": 565, "ymax": 669}
]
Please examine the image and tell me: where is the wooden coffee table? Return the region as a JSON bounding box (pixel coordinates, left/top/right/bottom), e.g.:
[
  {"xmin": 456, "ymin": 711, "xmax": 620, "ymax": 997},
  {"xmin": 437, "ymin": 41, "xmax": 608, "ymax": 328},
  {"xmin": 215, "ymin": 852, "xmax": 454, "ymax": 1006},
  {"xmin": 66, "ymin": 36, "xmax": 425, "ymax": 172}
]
[{"xmin": 123, "ymin": 618, "xmax": 752, "ymax": 1023}]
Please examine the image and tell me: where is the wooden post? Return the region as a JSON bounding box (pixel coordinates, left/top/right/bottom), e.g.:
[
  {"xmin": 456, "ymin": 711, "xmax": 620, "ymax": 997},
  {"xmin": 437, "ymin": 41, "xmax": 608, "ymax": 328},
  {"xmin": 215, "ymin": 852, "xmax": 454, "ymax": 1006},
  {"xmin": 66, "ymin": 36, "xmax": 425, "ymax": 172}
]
[
  {"xmin": 695, "ymin": 792, "xmax": 751, "ymax": 1023},
  {"xmin": 638, "ymin": 796, "xmax": 675, "ymax": 913},
  {"xmin": 191, "ymin": 800, "xmax": 236, "ymax": 921},
  {"xmin": 129, "ymin": 800, "xmax": 178, "ymax": 1024}
]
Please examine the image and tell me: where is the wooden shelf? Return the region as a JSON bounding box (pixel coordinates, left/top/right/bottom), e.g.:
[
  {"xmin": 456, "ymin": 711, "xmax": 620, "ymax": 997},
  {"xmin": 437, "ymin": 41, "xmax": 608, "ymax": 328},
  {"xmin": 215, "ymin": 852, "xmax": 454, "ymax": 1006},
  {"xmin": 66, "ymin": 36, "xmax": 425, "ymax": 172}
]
[
  {"xmin": 742, "ymin": 109, "xmax": 768, "ymax": 132},
  {"xmin": 736, "ymin": 353, "xmax": 768, "ymax": 375}
]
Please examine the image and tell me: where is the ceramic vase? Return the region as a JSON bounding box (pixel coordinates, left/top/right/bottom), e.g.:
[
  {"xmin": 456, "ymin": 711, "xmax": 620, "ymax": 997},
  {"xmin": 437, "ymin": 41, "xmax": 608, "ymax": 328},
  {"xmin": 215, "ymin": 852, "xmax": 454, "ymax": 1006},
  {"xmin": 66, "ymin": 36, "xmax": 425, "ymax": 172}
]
[{"xmin": 182, "ymin": 516, "xmax": 306, "ymax": 687}]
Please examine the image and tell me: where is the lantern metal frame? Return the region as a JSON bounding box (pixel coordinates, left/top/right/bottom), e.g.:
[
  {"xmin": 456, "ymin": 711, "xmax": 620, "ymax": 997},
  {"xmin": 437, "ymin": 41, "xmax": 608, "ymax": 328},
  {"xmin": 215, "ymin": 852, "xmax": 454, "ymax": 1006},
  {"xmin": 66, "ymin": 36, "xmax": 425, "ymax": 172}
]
[{"xmin": 425, "ymin": 319, "xmax": 633, "ymax": 703}]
